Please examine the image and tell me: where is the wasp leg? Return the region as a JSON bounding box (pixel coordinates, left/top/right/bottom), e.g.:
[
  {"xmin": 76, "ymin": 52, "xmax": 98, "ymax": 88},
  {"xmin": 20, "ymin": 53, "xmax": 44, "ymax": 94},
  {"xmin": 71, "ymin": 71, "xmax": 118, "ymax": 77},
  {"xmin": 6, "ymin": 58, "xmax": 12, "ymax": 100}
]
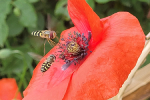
[
  {"xmin": 49, "ymin": 39, "xmax": 56, "ymax": 46},
  {"xmin": 47, "ymin": 39, "xmax": 53, "ymax": 47},
  {"xmin": 44, "ymin": 39, "xmax": 47, "ymax": 55},
  {"xmin": 56, "ymin": 35, "xmax": 59, "ymax": 41}
]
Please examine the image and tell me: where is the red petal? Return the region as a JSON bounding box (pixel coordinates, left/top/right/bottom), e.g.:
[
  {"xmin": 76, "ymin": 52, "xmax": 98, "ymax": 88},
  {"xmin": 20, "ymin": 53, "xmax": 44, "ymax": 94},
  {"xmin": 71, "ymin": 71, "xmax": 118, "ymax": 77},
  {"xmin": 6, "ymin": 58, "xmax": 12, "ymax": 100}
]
[
  {"xmin": 68, "ymin": 0, "xmax": 103, "ymax": 45},
  {"xmin": 23, "ymin": 2, "xmax": 145, "ymax": 100},
  {"xmin": 0, "ymin": 78, "xmax": 22, "ymax": 100},
  {"xmin": 62, "ymin": 12, "xmax": 145, "ymax": 100},
  {"xmin": 23, "ymin": 27, "xmax": 80, "ymax": 99},
  {"xmin": 23, "ymin": 76, "xmax": 71, "ymax": 100}
]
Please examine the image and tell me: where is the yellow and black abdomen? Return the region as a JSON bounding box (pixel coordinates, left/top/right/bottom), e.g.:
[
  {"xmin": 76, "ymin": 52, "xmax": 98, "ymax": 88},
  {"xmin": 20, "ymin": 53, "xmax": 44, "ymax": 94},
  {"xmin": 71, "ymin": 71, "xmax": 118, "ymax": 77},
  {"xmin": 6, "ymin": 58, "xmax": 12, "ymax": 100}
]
[
  {"xmin": 31, "ymin": 31, "xmax": 42, "ymax": 37},
  {"xmin": 41, "ymin": 61, "xmax": 52, "ymax": 72},
  {"xmin": 40, "ymin": 54, "xmax": 56, "ymax": 73}
]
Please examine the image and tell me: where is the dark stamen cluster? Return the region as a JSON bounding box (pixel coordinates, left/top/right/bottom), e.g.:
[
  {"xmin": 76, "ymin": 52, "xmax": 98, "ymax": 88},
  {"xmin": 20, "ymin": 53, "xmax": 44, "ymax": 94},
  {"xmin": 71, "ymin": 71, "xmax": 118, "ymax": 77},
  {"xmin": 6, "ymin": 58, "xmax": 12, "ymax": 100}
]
[{"xmin": 57, "ymin": 31, "xmax": 92, "ymax": 70}]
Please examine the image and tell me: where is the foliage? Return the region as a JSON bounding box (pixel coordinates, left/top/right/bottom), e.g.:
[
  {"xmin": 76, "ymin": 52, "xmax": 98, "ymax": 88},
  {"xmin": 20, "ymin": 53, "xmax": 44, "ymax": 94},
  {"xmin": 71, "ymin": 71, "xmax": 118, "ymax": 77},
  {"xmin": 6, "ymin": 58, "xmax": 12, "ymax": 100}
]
[{"xmin": 0, "ymin": 0, "xmax": 149, "ymax": 97}]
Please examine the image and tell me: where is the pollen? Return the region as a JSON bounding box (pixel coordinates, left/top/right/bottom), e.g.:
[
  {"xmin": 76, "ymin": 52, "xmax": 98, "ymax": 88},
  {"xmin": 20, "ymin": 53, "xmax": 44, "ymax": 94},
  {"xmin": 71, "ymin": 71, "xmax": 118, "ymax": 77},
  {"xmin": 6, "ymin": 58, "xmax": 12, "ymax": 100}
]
[
  {"xmin": 56, "ymin": 31, "xmax": 92, "ymax": 70},
  {"xmin": 66, "ymin": 41, "xmax": 80, "ymax": 55}
]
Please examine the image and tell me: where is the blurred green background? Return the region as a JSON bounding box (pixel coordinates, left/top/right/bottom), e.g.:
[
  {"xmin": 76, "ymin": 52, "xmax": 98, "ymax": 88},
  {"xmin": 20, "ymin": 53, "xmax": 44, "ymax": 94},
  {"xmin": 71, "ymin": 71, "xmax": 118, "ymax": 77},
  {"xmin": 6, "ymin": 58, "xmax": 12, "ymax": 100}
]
[{"xmin": 0, "ymin": 0, "xmax": 150, "ymax": 97}]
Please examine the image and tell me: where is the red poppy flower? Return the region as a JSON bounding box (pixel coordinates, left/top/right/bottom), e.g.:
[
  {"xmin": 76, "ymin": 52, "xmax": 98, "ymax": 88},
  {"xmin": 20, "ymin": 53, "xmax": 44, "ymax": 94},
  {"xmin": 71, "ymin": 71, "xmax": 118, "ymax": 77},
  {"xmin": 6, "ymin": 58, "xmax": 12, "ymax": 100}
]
[
  {"xmin": 0, "ymin": 78, "xmax": 22, "ymax": 100},
  {"xmin": 23, "ymin": 0, "xmax": 145, "ymax": 100}
]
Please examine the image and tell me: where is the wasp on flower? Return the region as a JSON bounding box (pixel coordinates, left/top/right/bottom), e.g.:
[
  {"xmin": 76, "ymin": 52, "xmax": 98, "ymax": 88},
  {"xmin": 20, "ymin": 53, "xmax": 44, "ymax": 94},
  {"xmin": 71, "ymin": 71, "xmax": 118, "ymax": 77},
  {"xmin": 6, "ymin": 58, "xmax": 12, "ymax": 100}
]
[
  {"xmin": 41, "ymin": 54, "xmax": 56, "ymax": 73},
  {"xmin": 23, "ymin": 0, "xmax": 145, "ymax": 99}
]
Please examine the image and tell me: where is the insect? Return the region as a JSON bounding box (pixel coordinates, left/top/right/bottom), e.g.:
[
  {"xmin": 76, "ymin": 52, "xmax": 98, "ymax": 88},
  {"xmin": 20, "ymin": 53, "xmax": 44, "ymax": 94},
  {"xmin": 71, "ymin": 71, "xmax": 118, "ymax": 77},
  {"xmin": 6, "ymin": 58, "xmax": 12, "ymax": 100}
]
[
  {"xmin": 41, "ymin": 54, "xmax": 56, "ymax": 73},
  {"xmin": 31, "ymin": 30, "xmax": 58, "ymax": 46},
  {"xmin": 31, "ymin": 30, "xmax": 59, "ymax": 55},
  {"xmin": 57, "ymin": 31, "xmax": 92, "ymax": 70}
]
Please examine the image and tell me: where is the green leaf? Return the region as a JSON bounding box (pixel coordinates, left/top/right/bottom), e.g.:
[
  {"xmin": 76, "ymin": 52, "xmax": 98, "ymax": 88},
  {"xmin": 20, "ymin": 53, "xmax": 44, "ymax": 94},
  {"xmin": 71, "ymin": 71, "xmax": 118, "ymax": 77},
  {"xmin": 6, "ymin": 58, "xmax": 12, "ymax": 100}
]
[
  {"xmin": 55, "ymin": 0, "xmax": 70, "ymax": 21},
  {"xmin": 0, "ymin": 0, "xmax": 11, "ymax": 44},
  {"xmin": 0, "ymin": 49, "xmax": 12, "ymax": 59},
  {"xmin": 120, "ymin": 0, "xmax": 132, "ymax": 7},
  {"xmin": 0, "ymin": 52, "xmax": 33, "ymax": 76},
  {"xmin": 13, "ymin": 0, "xmax": 37, "ymax": 28},
  {"xmin": 7, "ymin": 14, "xmax": 24, "ymax": 37},
  {"xmin": 132, "ymin": 0, "xmax": 142, "ymax": 12},
  {"xmin": 0, "ymin": 0, "xmax": 11, "ymax": 18},
  {"xmin": 95, "ymin": 0, "xmax": 115, "ymax": 3},
  {"xmin": 28, "ymin": 36, "xmax": 44, "ymax": 51},
  {"xmin": 0, "ymin": 21, "xmax": 9, "ymax": 46},
  {"xmin": 27, "ymin": 13, "xmax": 45, "ymax": 33},
  {"xmin": 86, "ymin": 0, "xmax": 95, "ymax": 9},
  {"xmin": 11, "ymin": 44, "xmax": 31, "ymax": 53},
  {"xmin": 13, "ymin": 7, "xmax": 21, "ymax": 17},
  {"xmin": 26, "ymin": 0, "xmax": 39, "ymax": 3},
  {"xmin": 0, "ymin": 55, "xmax": 24, "ymax": 75},
  {"xmin": 0, "ymin": 15, "xmax": 6, "ymax": 23},
  {"xmin": 24, "ymin": 53, "xmax": 33, "ymax": 74}
]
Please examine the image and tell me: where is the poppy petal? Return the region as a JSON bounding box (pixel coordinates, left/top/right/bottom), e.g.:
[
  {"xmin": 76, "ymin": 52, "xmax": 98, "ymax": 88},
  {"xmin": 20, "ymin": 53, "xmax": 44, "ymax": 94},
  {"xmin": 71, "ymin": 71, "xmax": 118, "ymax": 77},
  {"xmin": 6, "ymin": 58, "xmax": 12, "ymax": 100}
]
[
  {"xmin": 68, "ymin": 0, "xmax": 103, "ymax": 44},
  {"xmin": 23, "ymin": 27, "xmax": 80, "ymax": 99},
  {"xmin": 0, "ymin": 78, "xmax": 22, "ymax": 100},
  {"xmin": 62, "ymin": 12, "xmax": 145, "ymax": 100},
  {"xmin": 23, "ymin": 76, "xmax": 71, "ymax": 100}
]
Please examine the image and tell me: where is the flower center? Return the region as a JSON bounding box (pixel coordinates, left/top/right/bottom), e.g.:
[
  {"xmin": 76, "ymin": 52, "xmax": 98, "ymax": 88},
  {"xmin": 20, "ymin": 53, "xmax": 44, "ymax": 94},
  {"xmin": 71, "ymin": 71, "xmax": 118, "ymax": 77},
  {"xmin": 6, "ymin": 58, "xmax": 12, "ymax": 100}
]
[
  {"xmin": 66, "ymin": 41, "xmax": 80, "ymax": 55},
  {"xmin": 56, "ymin": 31, "xmax": 92, "ymax": 70}
]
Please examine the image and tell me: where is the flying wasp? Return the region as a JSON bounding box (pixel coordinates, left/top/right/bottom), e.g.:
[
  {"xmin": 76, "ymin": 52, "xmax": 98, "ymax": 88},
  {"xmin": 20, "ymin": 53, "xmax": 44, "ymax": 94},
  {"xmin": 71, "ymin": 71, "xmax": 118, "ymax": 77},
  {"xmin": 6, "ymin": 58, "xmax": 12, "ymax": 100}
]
[
  {"xmin": 31, "ymin": 30, "xmax": 59, "ymax": 55},
  {"xmin": 31, "ymin": 30, "xmax": 58, "ymax": 46},
  {"xmin": 41, "ymin": 54, "xmax": 56, "ymax": 73}
]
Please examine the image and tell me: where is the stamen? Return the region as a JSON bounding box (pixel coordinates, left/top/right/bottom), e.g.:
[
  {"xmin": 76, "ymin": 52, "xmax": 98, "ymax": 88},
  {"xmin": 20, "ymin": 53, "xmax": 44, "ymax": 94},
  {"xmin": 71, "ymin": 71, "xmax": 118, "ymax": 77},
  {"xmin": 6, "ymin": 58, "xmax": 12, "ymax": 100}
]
[{"xmin": 57, "ymin": 31, "xmax": 92, "ymax": 70}]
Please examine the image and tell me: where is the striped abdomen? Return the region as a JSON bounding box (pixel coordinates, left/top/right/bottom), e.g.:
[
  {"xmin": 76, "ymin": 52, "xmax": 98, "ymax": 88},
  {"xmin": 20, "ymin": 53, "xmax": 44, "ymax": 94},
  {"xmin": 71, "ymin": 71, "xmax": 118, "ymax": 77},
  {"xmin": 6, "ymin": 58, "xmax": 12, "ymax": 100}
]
[
  {"xmin": 31, "ymin": 31, "xmax": 42, "ymax": 36},
  {"xmin": 41, "ymin": 54, "xmax": 56, "ymax": 72},
  {"xmin": 41, "ymin": 61, "xmax": 52, "ymax": 72}
]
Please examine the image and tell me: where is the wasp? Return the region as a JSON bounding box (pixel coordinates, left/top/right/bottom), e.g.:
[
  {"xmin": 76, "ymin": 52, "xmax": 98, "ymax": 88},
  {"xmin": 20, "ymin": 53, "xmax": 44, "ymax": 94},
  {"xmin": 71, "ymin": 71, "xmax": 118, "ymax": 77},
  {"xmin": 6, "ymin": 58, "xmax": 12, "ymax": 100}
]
[
  {"xmin": 31, "ymin": 30, "xmax": 59, "ymax": 55},
  {"xmin": 41, "ymin": 54, "xmax": 56, "ymax": 73},
  {"xmin": 31, "ymin": 30, "xmax": 58, "ymax": 46}
]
